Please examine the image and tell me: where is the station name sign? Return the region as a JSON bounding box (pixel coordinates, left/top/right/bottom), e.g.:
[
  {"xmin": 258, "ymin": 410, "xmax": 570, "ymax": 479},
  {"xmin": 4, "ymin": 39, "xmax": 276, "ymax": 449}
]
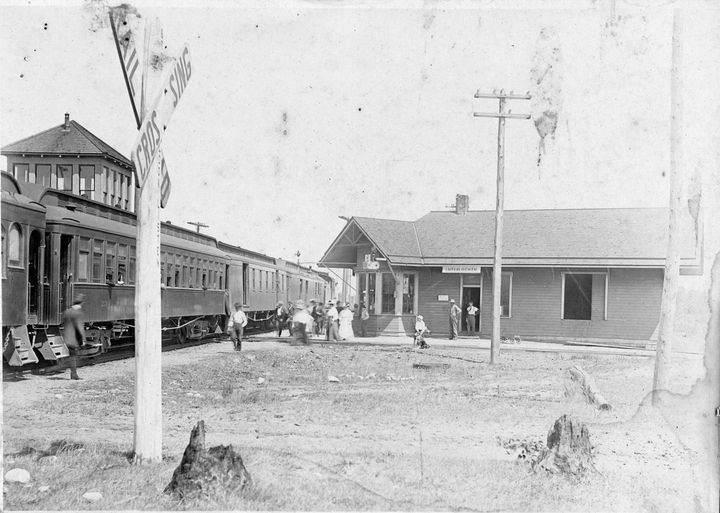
[{"xmin": 442, "ymin": 265, "xmax": 482, "ymax": 274}]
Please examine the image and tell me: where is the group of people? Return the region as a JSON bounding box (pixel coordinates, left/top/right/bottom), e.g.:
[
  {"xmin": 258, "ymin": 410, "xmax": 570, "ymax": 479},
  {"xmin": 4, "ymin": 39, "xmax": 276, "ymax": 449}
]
[{"xmin": 275, "ymin": 299, "xmax": 357, "ymax": 344}]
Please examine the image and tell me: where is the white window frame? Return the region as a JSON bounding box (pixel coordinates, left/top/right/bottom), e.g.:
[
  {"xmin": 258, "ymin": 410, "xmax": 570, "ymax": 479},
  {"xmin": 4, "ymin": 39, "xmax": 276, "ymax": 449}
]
[{"xmin": 560, "ymin": 271, "xmax": 608, "ymax": 321}]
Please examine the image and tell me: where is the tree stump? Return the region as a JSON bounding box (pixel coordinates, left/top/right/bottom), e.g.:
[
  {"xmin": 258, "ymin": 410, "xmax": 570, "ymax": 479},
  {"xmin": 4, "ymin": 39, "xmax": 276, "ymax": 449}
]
[
  {"xmin": 567, "ymin": 365, "xmax": 612, "ymax": 410},
  {"xmin": 534, "ymin": 414, "xmax": 594, "ymax": 475},
  {"xmin": 164, "ymin": 421, "xmax": 252, "ymax": 498}
]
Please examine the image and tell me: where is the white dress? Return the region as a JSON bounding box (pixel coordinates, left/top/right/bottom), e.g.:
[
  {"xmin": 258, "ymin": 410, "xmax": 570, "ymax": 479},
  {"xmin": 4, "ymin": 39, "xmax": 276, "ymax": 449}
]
[{"xmin": 338, "ymin": 309, "xmax": 355, "ymax": 340}]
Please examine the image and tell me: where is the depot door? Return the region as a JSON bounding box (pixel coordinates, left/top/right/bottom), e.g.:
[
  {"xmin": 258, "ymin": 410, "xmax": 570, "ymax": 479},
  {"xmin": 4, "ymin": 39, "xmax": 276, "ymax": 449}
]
[{"xmin": 461, "ymin": 286, "xmax": 481, "ymax": 334}]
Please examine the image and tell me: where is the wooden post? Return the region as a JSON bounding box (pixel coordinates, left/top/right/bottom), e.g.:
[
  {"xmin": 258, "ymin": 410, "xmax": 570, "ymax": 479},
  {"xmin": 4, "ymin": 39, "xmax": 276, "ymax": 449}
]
[
  {"xmin": 473, "ymin": 90, "xmax": 531, "ymax": 364},
  {"xmin": 491, "ymin": 98, "xmax": 506, "ymax": 364},
  {"xmin": 652, "ymin": 9, "xmax": 684, "ymax": 405},
  {"xmin": 133, "ymin": 20, "xmax": 163, "ymax": 464}
]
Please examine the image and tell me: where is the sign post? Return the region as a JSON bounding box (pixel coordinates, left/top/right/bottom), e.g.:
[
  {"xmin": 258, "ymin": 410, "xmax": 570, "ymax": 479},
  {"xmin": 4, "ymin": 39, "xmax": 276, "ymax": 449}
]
[{"xmin": 109, "ymin": 9, "xmax": 191, "ymax": 464}]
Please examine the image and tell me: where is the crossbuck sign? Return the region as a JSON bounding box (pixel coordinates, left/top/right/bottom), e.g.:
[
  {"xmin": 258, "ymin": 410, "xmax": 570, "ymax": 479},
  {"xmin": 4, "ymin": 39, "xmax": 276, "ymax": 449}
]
[{"xmin": 131, "ymin": 45, "xmax": 192, "ymax": 188}]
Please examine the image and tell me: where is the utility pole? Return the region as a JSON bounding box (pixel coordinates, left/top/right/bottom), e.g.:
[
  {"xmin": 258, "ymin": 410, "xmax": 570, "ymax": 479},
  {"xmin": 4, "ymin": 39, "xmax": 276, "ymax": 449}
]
[
  {"xmin": 187, "ymin": 221, "xmax": 209, "ymax": 233},
  {"xmin": 653, "ymin": 9, "xmax": 684, "ymax": 405},
  {"xmin": 473, "ymin": 89, "xmax": 531, "ymax": 364}
]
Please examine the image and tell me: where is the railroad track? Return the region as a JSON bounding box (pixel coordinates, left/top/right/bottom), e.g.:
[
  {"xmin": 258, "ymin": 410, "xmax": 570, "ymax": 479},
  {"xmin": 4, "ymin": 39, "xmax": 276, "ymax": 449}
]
[{"xmin": 2, "ymin": 331, "xmax": 272, "ymax": 380}]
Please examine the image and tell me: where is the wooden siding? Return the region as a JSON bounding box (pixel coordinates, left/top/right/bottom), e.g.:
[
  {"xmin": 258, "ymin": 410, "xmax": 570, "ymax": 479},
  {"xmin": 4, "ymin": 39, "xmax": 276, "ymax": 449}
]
[
  {"xmin": 478, "ymin": 267, "xmax": 663, "ymax": 341},
  {"xmin": 417, "ymin": 267, "xmax": 461, "ymax": 336}
]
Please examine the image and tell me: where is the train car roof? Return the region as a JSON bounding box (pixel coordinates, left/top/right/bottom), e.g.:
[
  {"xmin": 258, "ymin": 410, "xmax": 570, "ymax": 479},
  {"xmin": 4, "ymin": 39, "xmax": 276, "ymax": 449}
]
[
  {"xmin": 44, "ymin": 205, "xmax": 229, "ymax": 258},
  {"xmin": 1, "ymin": 173, "xmax": 46, "ymax": 213}
]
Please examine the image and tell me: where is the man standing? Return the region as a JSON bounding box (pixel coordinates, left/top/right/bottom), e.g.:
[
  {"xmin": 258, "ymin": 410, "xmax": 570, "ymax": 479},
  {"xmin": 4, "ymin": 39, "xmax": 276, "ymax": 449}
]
[
  {"xmin": 292, "ymin": 300, "xmax": 313, "ymax": 345},
  {"xmin": 228, "ymin": 302, "xmax": 248, "ymax": 351},
  {"xmin": 276, "ymin": 302, "xmax": 288, "ymax": 337},
  {"xmin": 466, "ymin": 301, "xmax": 479, "ymax": 334},
  {"xmin": 326, "ymin": 301, "xmax": 340, "ymax": 341},
  {"xmin": 360, "ymin": 302, "xmax": 370, "ymax": 337},
  {"xmin": 62, "ymin": 294, "xmax": 85, "ymax": 380},
  {"xmin": 448, "ymin": 299, "xmax": 461, "ymax": 340}
]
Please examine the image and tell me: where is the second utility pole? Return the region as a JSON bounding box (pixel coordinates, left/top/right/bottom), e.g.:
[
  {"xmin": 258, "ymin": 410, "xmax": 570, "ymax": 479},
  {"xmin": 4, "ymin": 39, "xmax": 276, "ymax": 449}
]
[{"xmin": 473, "ymin": 90, "xmax": 531, "ymax": 364}]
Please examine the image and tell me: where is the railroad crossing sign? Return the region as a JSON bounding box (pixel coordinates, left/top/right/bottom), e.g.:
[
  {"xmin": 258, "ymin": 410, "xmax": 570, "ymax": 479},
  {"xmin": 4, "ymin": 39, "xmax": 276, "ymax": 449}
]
[
  {"xmin": 130, "ymin": 45, "xmax": 192, "ymax": 189},
  {"xmin": 159, "ymin": 150, "xmax": 171, "ymax": 209}
]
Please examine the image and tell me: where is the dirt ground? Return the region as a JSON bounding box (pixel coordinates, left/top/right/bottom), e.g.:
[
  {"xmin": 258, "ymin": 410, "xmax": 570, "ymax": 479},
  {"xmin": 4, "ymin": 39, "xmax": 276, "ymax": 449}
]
[{"xmin": 2, "ymin": 336, "xmax": 716, "ymax": 511}]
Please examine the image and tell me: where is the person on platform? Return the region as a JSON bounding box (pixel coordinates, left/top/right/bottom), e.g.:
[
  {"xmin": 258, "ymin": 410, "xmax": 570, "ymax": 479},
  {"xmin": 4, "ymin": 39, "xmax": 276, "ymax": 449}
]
[
  {"xmin": 62, "ymin": 294, "xmax": 86, "ymax": 380},
  {"xmin": 309, "ymin": 299, "xmax": 319, "ymax": 336},
  {"xmin": 414, "ymin": 314, "xmax": 430, "ymax": 349},
  {"xmin": 448, "ymin": 299, "xmax": 461, "ymax": 340},
  {"xmin": 228, "ymin": 302, "xmax": 248, "ymax": 351},
  {"xmin": 338, "ymin": 303, "xmax": 355, "ymax": 340},
  {"xmin": 326, "ymin": 301, "xmax": 340, "ymax": 341},
  {"xmin": 360, "ymin": 302, "xmax": 370, "ymax": 337},
  {"xmin": 466, "ymin": 300, "xmax": 479, "ymax": 334},
  {"xmin": 292, "ymin": 300, "xmax": 313, "ymax": 345},
  {"xmin": 276, "ymin": 302, "xmax": 288, "ymax": 337}
]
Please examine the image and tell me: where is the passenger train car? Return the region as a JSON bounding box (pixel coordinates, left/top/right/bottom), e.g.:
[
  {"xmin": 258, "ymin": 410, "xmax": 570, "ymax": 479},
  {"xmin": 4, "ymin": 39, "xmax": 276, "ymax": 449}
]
[{"xmin": 1, "ymin": 171, "xmax": 333, "ymax": 367}]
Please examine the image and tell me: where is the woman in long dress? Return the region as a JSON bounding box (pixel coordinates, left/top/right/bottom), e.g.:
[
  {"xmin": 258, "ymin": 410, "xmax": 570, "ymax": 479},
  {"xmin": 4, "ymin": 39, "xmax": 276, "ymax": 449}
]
[{"xmin": 338, "ymin": 304, "xmax": 355, "ymax": 340}]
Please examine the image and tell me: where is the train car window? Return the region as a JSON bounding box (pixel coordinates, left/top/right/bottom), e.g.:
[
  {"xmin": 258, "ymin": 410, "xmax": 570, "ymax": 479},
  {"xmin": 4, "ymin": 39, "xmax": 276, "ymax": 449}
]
[
  {"xmin": 252, "ymin": 269, "xmax": 256, "ymax": 291},
  {"xmin": 219, "ymin": 272, "xmax": 224, "ymax": 290},
  {"xmin": 265, "ymin": 271, "xmax": 269, "ymax": 292},
  {"xmin": 57, "ymin": 164, "xmax": 73, "ymax": 191},
  {"xmin": 105, "ymin": 242, "xmax": 116, "ymax": 283},
  {"xmin": 201, "ymin": 272, "xmax": 207, "ymax": 289},
  {"xmin": 12, "ymin": 163, "xmax": 28, "ymax": 182},
  {"xmin": 36, "ymin": 164, "xmax": 51, "ymax": 187},
  {"xmin": 77, "ymin": 237, "xmax": 90, "ymax": 281},
  {"xmin": 129, "ymin": 246, "xmax": 136, "ymax": 284},
  {"xmin": 80, "ymin": 165, "xmax": 95, "ymax": 200},
  {"xmin": 123, "ymin": 176, "xmax": 130, "ymax": 210},
  {"xmin": 196, "ymin": 267, "xmax": 201, "ymax": 288},
  {"xmin": 8, "ymin": 224, "xmax": 22, "ymax": 267},
  {"xmin": 92, "ymin": 240, "xmax": 104, "ymax": 282},
  {"xmin": 2, "ymin": 225, "xmax": 7, "ymax": 277},
  {"xmin": 118, "ymin": 244, "xmax": 127, "ymax": 284},
  {"xmin": 182, "ymin": 265, "xmax": 188, "ymax": 287},
  {"xmin": 174, "ymin": 265, "xmax": 180, "ymax": 287}
]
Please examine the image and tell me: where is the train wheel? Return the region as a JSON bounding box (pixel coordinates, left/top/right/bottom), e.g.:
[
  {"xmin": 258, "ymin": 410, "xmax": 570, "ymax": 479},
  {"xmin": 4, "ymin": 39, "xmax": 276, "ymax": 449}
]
[{"xmin": 175, "ymin": 323, "xmax": 188, "ymax": 344}]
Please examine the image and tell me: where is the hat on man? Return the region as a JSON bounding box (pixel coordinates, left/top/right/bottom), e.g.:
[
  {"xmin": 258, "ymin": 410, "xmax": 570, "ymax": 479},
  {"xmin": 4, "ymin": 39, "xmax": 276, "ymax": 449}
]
[
  {"xmin": 328, "ymin": 300, "xmax": 335, "ymax": 305},
  {"xmin": 417, "ymin": 315, "xmax": 424, "ymax": 320},
  {"xmin": 450, "ymin": 299, "xmax": 455, "ymax": 303},
  {"xmin": 234, "ymin": 302, "xmax": 242, "ymax": 308},
  {"xmin": 73, "ymin": 294, "xmax": 86, "ymax": 305}
]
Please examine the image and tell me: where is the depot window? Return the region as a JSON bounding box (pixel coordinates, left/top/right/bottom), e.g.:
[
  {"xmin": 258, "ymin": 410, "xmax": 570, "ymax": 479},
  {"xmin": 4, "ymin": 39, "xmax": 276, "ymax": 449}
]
[
  {"xmin": 561, "ymin": 272, "xmax": 608, "ymax": 321},
  {"xmin": 8, "ymin": 224, "xmax": 22, "ymax": 267},
  {"xmin": 402, "ymin": 273, "xmax": 416, "ymax": 314},
  {"xmin": 57, "ymin": 164, "xmax": 73, "ymax": 191},
  {"xmin": 380, "ymin": 273, "xmax": 395, "ymax": 314},
  {"xmin": 12, "ymin": 163, "xmax": 29, "ymax": 182},
  {"xmin": 36, "ymin": 164, "xmax": 52, "ymax": 187},
  {"xmin": 79, "ymin": 165, "xmax": 95, "ymax": 199}
]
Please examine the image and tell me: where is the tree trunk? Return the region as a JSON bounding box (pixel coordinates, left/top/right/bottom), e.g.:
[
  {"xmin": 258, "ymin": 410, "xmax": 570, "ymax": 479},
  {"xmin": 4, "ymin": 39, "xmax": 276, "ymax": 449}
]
[
  {"xmin": 164, "ymin": 421, "xmax": 252, "ymax": 498},
  {"xmin": 568, "ymin": 365, "xmax": 612, "ymax": 410},
  {"xmin": 534, "ymin": 414, "xmax": 594, "ymax": 475}
]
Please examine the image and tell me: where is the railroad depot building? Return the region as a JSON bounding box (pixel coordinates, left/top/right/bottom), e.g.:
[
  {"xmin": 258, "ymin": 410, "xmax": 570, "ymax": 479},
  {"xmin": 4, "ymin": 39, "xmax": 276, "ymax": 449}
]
[{"xmin": 319, "ymin": 196, "xmax": 701, "ymax": 343}]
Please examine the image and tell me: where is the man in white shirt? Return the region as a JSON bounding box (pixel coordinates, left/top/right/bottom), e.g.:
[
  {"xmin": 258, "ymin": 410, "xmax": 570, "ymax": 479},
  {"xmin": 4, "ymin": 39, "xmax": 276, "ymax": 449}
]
[
  {"xmin": 292, "ymin": 300, "xmax": 313, "ymax": 345},
  {"xmin": 228, "ymin": 302, "xmax": 248, "ymax": 351},
  {"xmin": 326, "ymin": 301, "xmax": 340, "ymax": 342},
  {"xmin": 466, "ymin": 301, "xmax": 479, "ymax": 334}
]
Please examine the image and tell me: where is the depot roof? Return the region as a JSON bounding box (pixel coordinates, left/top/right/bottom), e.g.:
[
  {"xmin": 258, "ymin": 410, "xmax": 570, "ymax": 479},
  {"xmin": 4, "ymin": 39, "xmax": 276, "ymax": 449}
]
[
  {"xmin": 319, "ymin": 207, "xmax": 701, "ymax": 270},
  {"xmin": 1, "ymin": 116, "xmax": 132, "ymax": 169}
]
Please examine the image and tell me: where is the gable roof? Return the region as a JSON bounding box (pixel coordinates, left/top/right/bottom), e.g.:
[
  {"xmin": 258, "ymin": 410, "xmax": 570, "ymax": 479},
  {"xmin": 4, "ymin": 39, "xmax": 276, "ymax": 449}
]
[
  {"xmin": 320, "ymin": 207, "xmax": 700, "ymax": 269},
  {"xmin": 2, "ymin": 119, "xmax": 132, "ymax": 169}
]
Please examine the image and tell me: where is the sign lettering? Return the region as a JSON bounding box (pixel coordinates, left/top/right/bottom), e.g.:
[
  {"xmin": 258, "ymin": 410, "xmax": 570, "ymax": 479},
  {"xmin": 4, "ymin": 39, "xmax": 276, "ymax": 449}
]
[
  {"xmin": 130, "ymin": 44, "xmax": 192, "ymax": 187},
  {"xmin": 442, "ymin": 265, "xmax": 482, "ymax": 274}
]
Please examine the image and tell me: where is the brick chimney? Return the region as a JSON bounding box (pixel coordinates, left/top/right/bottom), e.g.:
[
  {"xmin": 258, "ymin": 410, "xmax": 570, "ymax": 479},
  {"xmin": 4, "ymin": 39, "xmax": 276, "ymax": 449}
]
[
  {"xmin": 455, "ymin": 194, "xmax": 469, "ymax": 215},
  {"xmin": 62, "ymin": 113, "xmax": 70, "ymax": 131}
]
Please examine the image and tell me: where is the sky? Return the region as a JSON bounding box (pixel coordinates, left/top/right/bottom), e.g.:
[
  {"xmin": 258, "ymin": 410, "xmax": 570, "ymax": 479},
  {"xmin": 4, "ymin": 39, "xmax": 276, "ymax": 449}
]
[{"xmin": 1, "ymin": 1, "xmax": 718, "ymax": 265}]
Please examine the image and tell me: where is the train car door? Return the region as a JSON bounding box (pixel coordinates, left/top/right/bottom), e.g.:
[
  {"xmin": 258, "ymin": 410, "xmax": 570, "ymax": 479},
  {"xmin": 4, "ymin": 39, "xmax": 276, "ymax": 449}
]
[
  {"xmin": 59, "ymin": 234, "xmax": 73, "ymax": 313},
  {"xmin": 27, "ymin": 230, "xmax": 43, "ymax": 323}
]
